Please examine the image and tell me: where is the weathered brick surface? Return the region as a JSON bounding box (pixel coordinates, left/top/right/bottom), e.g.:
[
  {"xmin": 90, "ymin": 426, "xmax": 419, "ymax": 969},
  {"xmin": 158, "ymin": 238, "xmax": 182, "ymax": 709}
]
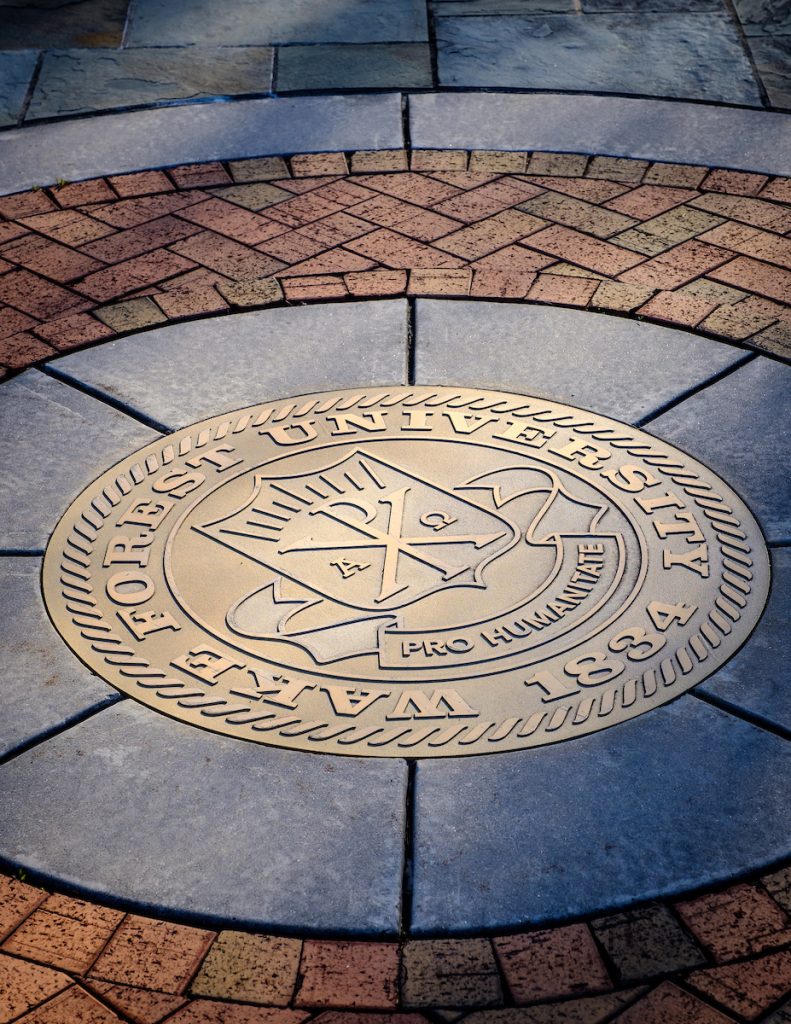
[
  {"xmin": 86, "ymin": 981, "xmax": 188, "ymax": 1024},
  {"xmin": 676, "ymin": 883, "xmax": 791, "ymax": 961},
  {"xmin": 88, "ymin": 916, "xmax": 215, "ymax": 994},
  {"xmin": 2, "ymin": 895, "xmax": 122, "ymax": 975},
  {"xmin": 686, "ymin": 949, "xmax": 791, "ymax": 1020},
  {"xmin": 0, "ymin": 953, "xmax": 71, "ymax": 1022},
  {"xmin": 295, "ymin": 941, "xmax": 399, "ymax": 1009},
  {"xmin": 493, "ymin": 925, "xmax": 611, "ymax": 1004},
  {"xmin": 0, "ymin": 150, "xmax": 790, "ymax": 380},
  {"xmin": 591, "ymin": 905, "xmax": 705, "ymax": 983},
  {"xmin": 0, "ymin": 877, "xmax": 47, "ymax": 942},
  {"xmin": 17, "ymin": 984, "xmax": 124, "ymax": 1022},
  {"xmin": 401, "ymin": 939, "xmax": 502, "ymax": 1009},
  {"xmin": 191, "ymin": 932, "xmax": 301, "ymax": 1006},
  {"xmin": 613, "ymin": 981, "xmax": 735, "ymax": 1023}
]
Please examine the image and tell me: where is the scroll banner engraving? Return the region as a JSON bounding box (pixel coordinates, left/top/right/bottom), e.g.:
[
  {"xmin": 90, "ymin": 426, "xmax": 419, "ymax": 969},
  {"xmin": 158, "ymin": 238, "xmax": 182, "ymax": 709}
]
[{"xmin": 43, "ymin": 386, "xmax": 770, "ymax": 757}]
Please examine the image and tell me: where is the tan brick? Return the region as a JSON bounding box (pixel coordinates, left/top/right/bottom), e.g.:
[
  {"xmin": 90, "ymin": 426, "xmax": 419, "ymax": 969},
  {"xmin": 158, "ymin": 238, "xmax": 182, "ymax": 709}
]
[
  {"xmin": 527, "ymin": 273, "xmax": 597, "ymax": 306},
  {"xmin": 208, "ymin": 182, "xmax": 295, "ymax": 212},
  {"xmin": 408, "ymin": 268, "xmax": 472, "ymax": 296},
  {"xmin": 586, "ymin": 156, "xmax": 648, "ymax": 182},
  {"xmin": 644, "ymin": 162, "xmax": 708, "ymax": 188},
  {"xmin": 354, "ymin": 172, "xmax": 461, "ymax": 206},
  {"xmin": 614, "ymin": 206, "xmax": 725, "ymax": 253},
  {"xmin": 170, "ymin": 231, "xmax": 283, "ymax": 280},
  {"xmin": 228, "ymin": 156, "xmax": 290, "ymax": 183},
  {"xmin": 519, "ymin": 191, "xmax": 636, "ymax": 238},
  {"xmin": 527, "ymin": 224, "xmax": 644, "ymax": 275},
  {"xmin": 86, "ymin": 980, "xmax": 188, "ymax": 1024},
  {"xmin": 1, "ymin": 233, "xmax": 103, "ymax": 283},
  {"xmin": 89, "ymin": 191, "xmax": 209, "ymax": 229},
  {"xmin": 526, "ymin": 152, "xmax": 588, "ymax": 176},
  {"xmin": 169, "ymin": 162, "xmax": 231, "ymax": 189},
  {"xmin": 690, "ymin": 193, "xmax": 791, "ymax": 232},
  {"xmin": 680, "ymin": 279, "xmax": 748, "ymax": 304},
  {"xmin": 350, "ymin": 194, "xmax": 462, "ymax": 242},
  {"xmin": 698, "ymin": 222, "xmax": 791, "ymax": 270},
  {"xmin": 278, "ymin": 249, "xmax": 375, "ymax": 277},
  {"xmin": 0, "ymin": 876, "xmax": 47, "ymax": 942},
  {"xmin": 470, "ymin": 243, "xmax": 556, "ymax": 273},
  {"xmin": 605, "ymin": 185, "xmax": 699, "ymax": 220},
  {"xmin": 20, "ymin": 209, "xmax": 115, "ymax": 247},
  {"xmin": 750, "ymin": 320, "xmax": 791, "ymax": 358},
  {"xmin": 291, "ymin": 153, "xmax": 349, "ymax": 177},
  {"xmin": 618, "ymin": 239, "xmax": 731, "ymax": 289},
  {"xmin": 434, "ymin": 209, "xmax": 545, "ymax": 259},
  {"xmin": 470, "ymin": 151, "xmax": 528, "ymax": 173},
  {"xmin": 701, "ymin": 295, "xmax": 781, "ymax": 340},
  {"xmin": 281, "ymin": 275, "xmax": 347, "ymax": 300},
  {"xmin": 592, "ymin": 280, "xmax": 655, "ymax": 311},
  {"xmin": 470, "ymin": 268, "xmax": 535, "ymax": 298},
  {"xmin": 687, "ymin": 949, "xmax": 791, "ymax": 1020},
  {"xmin": 709, "ymin": 255, "xmax": 791, "ymax": 303},
  {"xmin": 52, "ymin": 177, "xmax": 115, "ymax": 207},
  {"xmin": 191, "ymin": 932, "xmax": 301, "ymax": 1006},
  {"xmin": 0, "ymin": 952, "xmax": 71, "ymax": 1022},
  {"xmin": 34, "ymin": 312, "xmax": 113, "ymax": 350},
  {"xmin": 295, "ymin": 941, "xmax": 399, "ymax": 1009},
  {"xmin": 402, "ymin": 939, "xmax": 502, "ymax": 1009},
  {"xmin": 107, "ymin": 170, "xmax": 174, "ymax": 197},
  {"xmin": 760, "ymin": 177, "xmax": 791, "ymax": 203},
  {"xmin": 95, "ymin": 297, "xmax": 167, "ymax": 332},
  {"xmin": 346, "ymin": 229, "xmax": 464, "ymax": 269},
  {"xmin": 637, "ymin": 289, "xmax": 717, "ymax": 327},
  {"xmin": 676, "ymin": 883, "xmax": 791, "ymax": 961},
  {"xmin": 493, "ymin": 925, "xmax": 611, "ymax": 1004},
  {"xmin": 76, "ymin": 249, "xmax": 197, "ymax": 302},
  {"xmin": 523, "ymin": 175, "xmax": 629, "ymax": 203},
  {"xmin": 17, "ymin": 984, "xmax": 123, "ymax": 1022},
  {"xmin": 702, "ymin": 169, "xmax": 769, "ymax": 196},
  {"xmin": 432, "ymin": 178, "xmax": 542, "ymax": 223},
  {"xmin": 615, "ymin": 981, "xmax": 734, "ymax": 1023},
  {"xmin": 350, "ymin": 150, "xmax": 409, "ymax": 173},
  {"xmin": 81, "ymin": 215, "xmax": 202, "ymax": 263},
  {"xmin": 88, "ymin": 916, "xmax": 216, "ymax": 994},
  {"xmin": 154, "ymin": 268, "xmax": 230, "ymax": 318},
  {"xmin": 344, "ymin": 269, "xmax": 407, "ymax": 297},
  {"xmin": 216, "ymin": 277, "xmax": 283, "ymax": 308},
  {"xmin": 411, "ymin": 150, "xmax": 467, "ymax": 171}
]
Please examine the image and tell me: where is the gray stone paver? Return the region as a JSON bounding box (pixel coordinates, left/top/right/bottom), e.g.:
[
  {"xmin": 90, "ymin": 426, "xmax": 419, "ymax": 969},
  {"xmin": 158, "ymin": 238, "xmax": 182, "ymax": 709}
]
[
  {"xmin": 126, "ymin": 0, "xmax": 429, "ymax": 46},
  {"xmin": 27, "ymin": 47, "xmax": 274, "ymax": 120},
  {"xmin": 0, "ymin": 557, "xmax": 119, "ymax": 759},
  {"xmin": 0, "ymin": 700, "xmax": 407, "ymax": 935},
  {"xmin": 748, "ymin": 36, "xmax": 791, "ymax": 109},
  {"xmin": 435, "ymin": 13, "xmax": 761, "ymax": 105},
  {"xmin": 414, "ymin": 299, "xmax": 746, "ymax": 425},
  {"xmin": 276, "ymin": 43, "xmax": 432, "ymax": 92},
  {"xmin": 648, "ymin": 356, "xmax": 791, "ymax": 543},
  {"xmin": 0, "ymin": 370, "xmax": 159, "ymax": 551},
  {"xmin": 0, "ymin": 51, "xmax": 37, "ymax": 127},
  {"xmin": 699, "ymin": 546, "xmax": 791, "ymax": 734},
  {"xmin": 0, "ymin": 94, "xmax": 404, "ymax": 197},
  {"xmin": 410, "ymin": 697, "xmax": 791, "ymax": 932},
  {"xmin": 49, "ymin": 300, "xmax": 409, "ymax": 430}
]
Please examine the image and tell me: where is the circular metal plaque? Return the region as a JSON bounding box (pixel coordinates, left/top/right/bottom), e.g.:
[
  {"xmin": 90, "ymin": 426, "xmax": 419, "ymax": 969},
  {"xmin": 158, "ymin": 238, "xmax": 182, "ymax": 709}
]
[{"xmin": 44, "ymin": 386, "xmax": 770, "ymax": 757}]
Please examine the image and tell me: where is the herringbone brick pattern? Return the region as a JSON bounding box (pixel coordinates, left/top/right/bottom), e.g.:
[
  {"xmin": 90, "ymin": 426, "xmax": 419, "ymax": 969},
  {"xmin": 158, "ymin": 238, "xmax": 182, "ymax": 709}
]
[
  {"xmin": 0, "ymin": 149, "xmax": 789, "ymax": 378},
  {"xmin": 2, "ymin": 865, "xmax": 791, "ymax": 1019}
]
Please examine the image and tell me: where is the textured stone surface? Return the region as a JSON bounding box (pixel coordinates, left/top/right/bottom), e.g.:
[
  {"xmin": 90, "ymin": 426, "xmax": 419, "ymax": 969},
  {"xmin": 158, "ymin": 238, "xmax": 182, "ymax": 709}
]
[
  {"xmin": 591, "ymin": 905, "xmax": 705, "ymax": 982},
  {"xmin": 0, "ymin": 95, "xmax": 404, "ymax": 197},
  {"xmin": 649, "ymin": 356, "xmax": 791, "ymax": 542},
  {"xmin": 50, "ymin": 300, "xmax": 408, "ymax": 429},
  {"xmin": 410, "ymin": 699, "xmax": 791, "ymax": 932},
  {"xmin": 0, "ymin": 51, "xmax": 37, "ymax": 127},
  {"xmin": 748, "ymin": 36, "xmax": 791, "ymax": 110},
  {"xmin": 435, "ymin": 14, "xmax": 761, "ymax": 104},
  {"xmin": 0, "ymin": 701, "xmax": 407, "ymax": 934},
  {"xmin": 0, "ymin": 557, "xmax": 118, "ymax": 759},
  {"xmin": 0, "ymin": 0, "xmax": 129, "ymax": 49},
  {"xmin": 27, "ymin": 48, "xmax": 274, "ymax": 120},
  {"xmin": 699, "ymin": 546, "xmax": 790, "ymax": 733},
  {"xmin": 413, "ymin": 300, "xmax": 745, "ymax": 423},
  {"xmin": 0, "ymin": 370, "xmax": 159, "ymax": 550},
  {"xmin": 277, "ymin": 44, "xmax": 432, "ymax": 92},
  {"xmin": 409, "ymin": 94, "xmax": 791, "ymax": 175},
  {"xmin": 127, "ymin": 0, "xmax": 428, "ymax": 45}
]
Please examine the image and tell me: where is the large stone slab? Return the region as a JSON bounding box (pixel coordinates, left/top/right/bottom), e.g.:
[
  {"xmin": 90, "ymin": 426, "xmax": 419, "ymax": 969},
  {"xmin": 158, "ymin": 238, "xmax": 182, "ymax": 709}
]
[
  {"xmin": 409, "ymin": 93, "xmax": 791, "ymax": 175},
  {"xmin": 699, "ymin": 547, "xmax": 791, "ymax": 735},
  {"xmin": 648, "ymin": 356, "xmax": 791, "ymax": 543},
  {"xmin": 435, "ymin": 13, "xmax": 760, "ymax": 104},
  {"xmin": 0, "ymin": 51, "xmax": 37, "ymax": 127},
  {"xmin": 0, "ymin": 0, "xmax": 128, "ymax": 49},
  {"xmin": 0, "ymin": 94, "xmax": 404, "ymax": 196},
  {"xmin": 127, "ymin": 0, "xmax": 428, "ymax": 45},
  {"xmin": 410, "ymin": 698, "xmax": 791, "ymax": 932},
  {"xmin": 0, "ymin": 701, "xmax": 407, "ymax": 934},
  {"xmin": 27, "ymin": 47, "xmax": 274, "ymax": 120},
  {"xmin": 0, "ymin": 370, "xmax": 159, "ymax": 552},
  {"xmin": 0, "ymin": 557, "xmax": 119, "ymax": 759},
  {"xmin": 276, "ymin": 43, "xmax": 432, "ymax": 92},
  {"xmin": 50, "ymin": 300, "xmax": 409, "ymax": 431},
  {"xmin": 413, "ymin": 300, "xmax": 746, "ymax": 425}
]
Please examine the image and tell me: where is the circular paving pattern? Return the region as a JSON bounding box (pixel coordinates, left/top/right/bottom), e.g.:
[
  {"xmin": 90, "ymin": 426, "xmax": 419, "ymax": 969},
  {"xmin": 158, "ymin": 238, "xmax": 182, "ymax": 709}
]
[{"xmin": 44, "ymin": 386, "xmax": 769, "ymax": 757}]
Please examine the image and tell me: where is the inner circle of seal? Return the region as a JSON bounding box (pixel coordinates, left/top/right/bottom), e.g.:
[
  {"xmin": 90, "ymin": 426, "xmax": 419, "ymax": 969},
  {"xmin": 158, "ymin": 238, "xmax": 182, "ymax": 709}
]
[{"xmin": 43, "ymin": 386, "xmax": 770, "ymax": 758}]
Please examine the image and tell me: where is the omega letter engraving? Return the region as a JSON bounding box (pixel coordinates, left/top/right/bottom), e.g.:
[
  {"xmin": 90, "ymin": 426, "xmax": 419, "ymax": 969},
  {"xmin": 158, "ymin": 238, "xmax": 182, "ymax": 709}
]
[{"xmin": 43, "ymin": 386, "xmax": 770, "ymax": 757}]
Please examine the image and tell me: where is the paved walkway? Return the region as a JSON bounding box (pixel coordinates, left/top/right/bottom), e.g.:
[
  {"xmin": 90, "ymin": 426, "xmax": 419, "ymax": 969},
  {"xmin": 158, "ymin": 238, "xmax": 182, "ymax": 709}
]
[{"xmin": 1, "ymin": 7, "xmax": 791, "ymax": 1021}]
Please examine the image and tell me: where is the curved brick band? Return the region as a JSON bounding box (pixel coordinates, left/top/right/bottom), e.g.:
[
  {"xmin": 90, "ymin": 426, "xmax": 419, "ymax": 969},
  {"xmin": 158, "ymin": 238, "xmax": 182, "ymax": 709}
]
[
  {"xmin": 0, "ymin": 147, "xmax": 789, "ymax": 381},
  {"xmin": 2, "ymin": 863, "xmax": 791, "ymax": 1019}
]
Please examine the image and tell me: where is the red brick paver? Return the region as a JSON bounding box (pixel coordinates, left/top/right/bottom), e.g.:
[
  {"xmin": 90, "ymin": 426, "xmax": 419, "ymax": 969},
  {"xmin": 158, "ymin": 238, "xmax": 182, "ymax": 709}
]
[
  {"xmin": 0, "ymin": 148, "xmax": 789, "ymax": 377},
  {"xmin": 493, "ymin": 923, "xmax": 612, "ymax": 1004}
]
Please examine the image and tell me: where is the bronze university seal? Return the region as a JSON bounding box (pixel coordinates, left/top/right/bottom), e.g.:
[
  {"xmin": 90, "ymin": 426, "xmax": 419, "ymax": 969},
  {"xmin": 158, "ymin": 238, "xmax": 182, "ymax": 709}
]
[{"xmin": 44, "ymin": 386, "xmax": 770, "ymax": 757}]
